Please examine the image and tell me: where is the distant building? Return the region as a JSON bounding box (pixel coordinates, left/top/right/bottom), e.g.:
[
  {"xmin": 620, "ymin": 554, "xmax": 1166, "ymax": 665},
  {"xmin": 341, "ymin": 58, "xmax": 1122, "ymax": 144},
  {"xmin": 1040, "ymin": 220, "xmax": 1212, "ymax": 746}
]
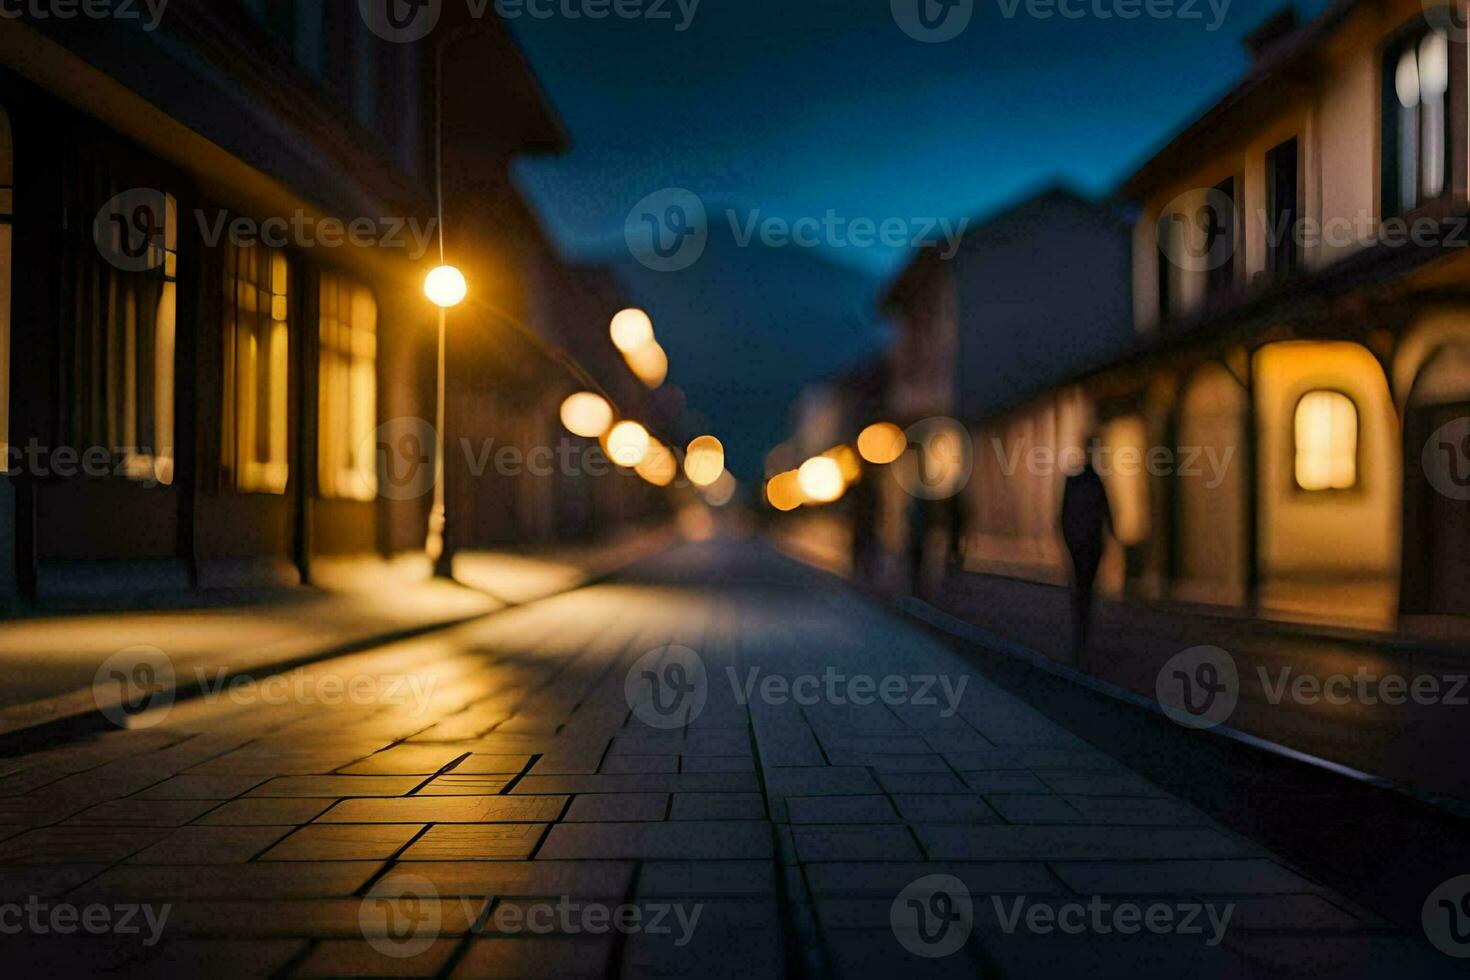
[
  {"xmin": 877, "ymin": 0, "xmax": 1470, "ymax": 634},
  {"xmin": 879, "ymin": 187, "xmax": 1135, "ymax": 587}
]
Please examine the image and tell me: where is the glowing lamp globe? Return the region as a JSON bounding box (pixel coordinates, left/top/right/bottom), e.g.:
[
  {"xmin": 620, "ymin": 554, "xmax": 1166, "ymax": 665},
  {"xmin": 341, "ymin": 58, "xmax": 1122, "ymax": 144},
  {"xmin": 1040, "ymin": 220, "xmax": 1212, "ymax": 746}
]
[
  {"xmin": 560, "ymin": 392, "xmax": 614, "ymax": 439},
  {"xmin": 424, "ymin": 265, "xmax": 467, "ymax": 308},
  {"xmin": 798, "ymin": 456, "xmax": 845, "ymax": 504},
  {"xmin": 605, "ymin": 421, "xmax": 650, "ymax": 468},
  {"xmin": 610, "ymin": 308, "xmax": 655, "ymax": 354}
]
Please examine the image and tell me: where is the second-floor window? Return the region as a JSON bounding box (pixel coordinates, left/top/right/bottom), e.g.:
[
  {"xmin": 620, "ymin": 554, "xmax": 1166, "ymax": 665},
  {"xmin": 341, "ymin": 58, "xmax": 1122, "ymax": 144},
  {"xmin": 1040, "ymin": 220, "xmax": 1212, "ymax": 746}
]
[
  {"xmin": 1386, "ymin": 28, "xmax": 1450, "ymax": 214},
  {"xmin": 1204, "ymin": 177, "xmax": 1236, "ymax": 300},
  {"xmin": 1266, "ymin": 137, "xmax": 1300, "ymax": 277}
]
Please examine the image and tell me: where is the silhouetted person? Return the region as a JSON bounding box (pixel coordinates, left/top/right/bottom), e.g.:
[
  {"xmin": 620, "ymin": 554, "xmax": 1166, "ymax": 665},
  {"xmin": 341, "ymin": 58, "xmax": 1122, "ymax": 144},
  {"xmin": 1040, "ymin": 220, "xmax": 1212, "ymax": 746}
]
[
  {"xmin": 848, "ymin": 473, "xmax": 879, "ymax": 586},
  {"xmin": 906, "ymin": 493, "xmax": 932, "ymax": 597},
  {"xmin": 1061, "ymin": 455, "xmax": 1112, "ymax": 660}
]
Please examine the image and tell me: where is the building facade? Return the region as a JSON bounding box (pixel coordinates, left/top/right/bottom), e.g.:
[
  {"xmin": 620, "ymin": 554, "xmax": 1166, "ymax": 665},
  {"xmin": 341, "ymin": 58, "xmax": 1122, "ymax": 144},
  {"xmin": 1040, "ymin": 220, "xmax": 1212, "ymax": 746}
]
[
  {"xmin": 0, "ymin": 4, "xmax": 663, "ymax": 607},
  {"xmin": 870, "ymin": 0, "xmax": 1470, "ymax": 635}
]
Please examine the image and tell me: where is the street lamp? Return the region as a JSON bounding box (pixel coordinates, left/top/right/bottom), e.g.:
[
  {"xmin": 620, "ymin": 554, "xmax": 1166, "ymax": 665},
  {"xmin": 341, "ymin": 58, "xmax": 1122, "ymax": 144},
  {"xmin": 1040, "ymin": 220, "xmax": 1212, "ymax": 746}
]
[{"xmin": 424, "ymin": 264, "xmax": 466, "ymax": 574}]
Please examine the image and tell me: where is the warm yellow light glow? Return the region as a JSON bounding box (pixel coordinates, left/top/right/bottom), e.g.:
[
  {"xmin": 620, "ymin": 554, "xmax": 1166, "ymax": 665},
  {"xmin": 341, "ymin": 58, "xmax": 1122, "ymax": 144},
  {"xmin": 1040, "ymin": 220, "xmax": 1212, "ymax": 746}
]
[
  {"xmin": 626, "ymin": 341, "xmax": 669, "ymax": 389},
  {"xmin": 605, "ymin": 421, "xmax": 650, "ymax": 468},
  {"xmin": 766, "ymin": 470, "xmax": 803, "ymax": 512},
  {"xmin": 798, "ymin": 456, "xmax": 845, "ymax": 504},
  {"xmin": 559, "ymin": 392, "xmax": 614, "ymax": 439},
  {"xmin": 684, "ymin": 435, "xmax": 726, "ymax": 487},
  {"xmin": 824, "ymin": 444, "xmax": 861, "ymax": 483},
  {"xmin": 1295, "ymin": 390, "xmax": 1358, "ymax": 491},
  {"xmin": 423, "ymin": 265, "xmax": 467, "ymax": 308},
  {"xmin": 703, "ymin": 469, "xmax": 737, "ymax": 507},
  {"xmin": 857, "ymin": 422, "xmax": 906, "ymax": 465},
  {"xmin": 610, "ymin": 308, "xmax": 655, "ymax": 354},
  {"xmin": 636, "ymin": 438, "xmax": 678, "ymax": 487}
]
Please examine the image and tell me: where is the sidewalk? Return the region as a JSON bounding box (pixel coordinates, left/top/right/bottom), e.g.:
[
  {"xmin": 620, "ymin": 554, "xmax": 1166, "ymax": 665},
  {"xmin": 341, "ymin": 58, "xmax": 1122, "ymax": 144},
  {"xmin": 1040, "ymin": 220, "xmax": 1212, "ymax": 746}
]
[
  {"xmin": 0, "ymin": 528, "xmax": 675, "ymax": 739},
  {"xmin": 0, "ymin": 539, "xmax": 1454, "ymax": 978},
  {"xmin": 925, "ymin": 570, "xmax": 1470, "ymax": 805}
]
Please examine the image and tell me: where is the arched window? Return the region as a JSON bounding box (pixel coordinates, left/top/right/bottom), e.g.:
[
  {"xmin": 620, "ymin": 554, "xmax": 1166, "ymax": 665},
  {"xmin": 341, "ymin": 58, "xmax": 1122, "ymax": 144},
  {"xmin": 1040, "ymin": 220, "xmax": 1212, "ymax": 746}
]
[
  {"xmin": 0, "ymin": 105, "xmax": 11, "ymax": 456},
  {"xmin": 1295, "ymin": 390, "xmax": 1359, "ymax": 491}
]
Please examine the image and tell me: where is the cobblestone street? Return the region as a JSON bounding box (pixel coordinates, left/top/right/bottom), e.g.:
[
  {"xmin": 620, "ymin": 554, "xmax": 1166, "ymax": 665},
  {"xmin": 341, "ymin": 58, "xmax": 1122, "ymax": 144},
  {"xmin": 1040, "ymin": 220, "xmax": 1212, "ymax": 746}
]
[{"xmin": 0, "ymin": 541, "xmax": 1456, "ymax": 978}]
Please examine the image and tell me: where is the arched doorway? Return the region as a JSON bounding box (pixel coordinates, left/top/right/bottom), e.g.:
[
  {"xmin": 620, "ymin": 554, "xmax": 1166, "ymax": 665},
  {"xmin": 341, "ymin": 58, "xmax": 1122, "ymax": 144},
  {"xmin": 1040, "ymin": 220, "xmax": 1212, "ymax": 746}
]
[
  {"xmin": 1173, "ymin": 363, "xmax": 1249, "ymax": 606},
  {"xmin": 1403, "ymin": 344, "xmax": 1470, "ymax": 616}
]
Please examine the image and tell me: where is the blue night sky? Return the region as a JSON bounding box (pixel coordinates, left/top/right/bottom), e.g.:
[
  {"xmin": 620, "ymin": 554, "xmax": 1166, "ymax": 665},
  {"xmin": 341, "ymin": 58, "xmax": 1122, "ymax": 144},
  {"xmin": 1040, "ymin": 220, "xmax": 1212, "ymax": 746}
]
[{"xmin": 503, "ymin": 0, "xmax": 1332, "ymax": 477}]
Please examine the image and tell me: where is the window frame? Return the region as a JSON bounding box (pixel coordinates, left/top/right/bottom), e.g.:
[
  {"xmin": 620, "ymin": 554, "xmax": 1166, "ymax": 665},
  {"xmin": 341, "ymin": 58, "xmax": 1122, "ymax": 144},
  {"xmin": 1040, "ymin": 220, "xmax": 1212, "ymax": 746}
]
[
  {"xmin": 1265, "ymin": 136, "xmax": 1301, "ymax": 278},
  {"xmin": 220, "ymin": 236, "xmax": 293, "ymax": 495},
  {"xmin": 316, "ymin": 268, "xmax": 378, "ymax": 502}
]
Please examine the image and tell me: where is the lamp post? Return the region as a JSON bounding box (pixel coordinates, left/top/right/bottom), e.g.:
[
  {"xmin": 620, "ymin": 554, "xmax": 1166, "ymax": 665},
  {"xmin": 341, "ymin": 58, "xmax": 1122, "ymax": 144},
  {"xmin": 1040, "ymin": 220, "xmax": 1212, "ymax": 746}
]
[{"xmin": 424, "ymin": 264, "xmax": 467, "ymax": 577}]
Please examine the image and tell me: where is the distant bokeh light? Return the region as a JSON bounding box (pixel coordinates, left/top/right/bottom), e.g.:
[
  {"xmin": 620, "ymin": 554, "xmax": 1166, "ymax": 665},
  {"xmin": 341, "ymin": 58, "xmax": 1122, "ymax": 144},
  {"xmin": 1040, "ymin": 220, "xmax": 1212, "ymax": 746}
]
[
  {"xmin": 626, "ymin": 341, "xmax": 669, "ymax": 388},
  {"xmin": 605, "ymin": 421, "xmax": 650, "ymax": 468},
  {"xmin": 636, "ymin": 437, "xmax": 678, "ymax": 486},
  {"xmin": 858, "ymin": 422, "xmax": 905, "ymax": 464},
  {"xmin": 560, "ymin": 392, "xmax": 614, "ymax": 438},
  {"xmin": 766, "ymin": 470, "xmax": 803, "ymax": 512},
  {"xmin": 610, "ymin": 308, "xmax": 655, "ymax": 354},
  {"xmin": 684, "ymin": 435, "xmax": 726, "ymax": 487},
  {"xmin": 797, "ymin": 456, "xmax": 844, "ymax": 504}
]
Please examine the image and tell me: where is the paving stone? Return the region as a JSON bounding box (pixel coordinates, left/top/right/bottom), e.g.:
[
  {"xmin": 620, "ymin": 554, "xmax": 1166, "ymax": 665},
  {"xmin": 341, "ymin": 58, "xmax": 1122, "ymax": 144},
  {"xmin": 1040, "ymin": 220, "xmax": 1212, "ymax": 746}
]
[
  {"xmin": 1038, "ymin": 772, "xmax": 1173, "ymax": 798},
  {"xmin": 62, "ymin": 799, "xmax": 223, "ymax": 827},
  {"xmin": 960, "ymin": 771, "xmax": 1052, "ymax": 794},
  {"xmin": 247, "ymin": 776, "xmax": 425, "ymax": 798},
  {"xmin": 537, "ymin": 822, "xmax": 774, "ymax": 860},
  {"xmin": 1050, "ymin": 859, "xmax": 1324, "ymax": 895},
  {"xmin": 680, "ymin": 756, "xmax": 755, "ymax": 773},
  {"xmin": 618, "ymin": 899, "xmax": 784, "ymax": 980},
  {"xmin": 824, "ymin": 928, "xmax": 985, "ymax": 979},
  {"xmin": 873, "ymin": 771, "xmax": 971, "ymax": 794},
  {"xmin": 413, "ymin": 774, "xmax": 514, "ymax": 795},
  {"xmin": 337, "ymin": 746, "xmax": 468, "ymax": 775},
  {"xmin": 197, "ymin": 798, "xmax": 335, "ymax": 826},
  {"xmin": 128, "ymin": 825, "xmax": 294, "ymax": 864},
  {"xmin": 0, "ymin": 827, "xmax": 169, "ymax": 864},
  {"xmin": 891, "ymin": 794, "xmax": 999, "ymax": 823},
  {"xmin": 683, "ymin": 730, "xmax": 754, "ymax": 756},
  {"xmin": 262, "ymin": 824, "xmax": 425, "ymax": 861},
  {"xmin": 791, "ymin": 825, "xmax": 922, "ymax": 862},
  {"xmin": 511, "ymin": 773, "xmax": 757, "ymax": 795},
  {"xmin": 670, "ymin": 792, "xmax": 766, "ymax": 820},
  {"xmin": 142, "ymin": 939, "xmax": 309, "ymax": 979},
  {"xmin": 150, "ymin": 898, "xmax": 490, "ymax": 939},
  {"xmin": 134, "ymin": 774, "xmax": 267, "ymax": 800},
  {"xmin": 450, "ymin": 754, "xmax": 533, "ymax": 775},
  {"xmin": 372, "ymin": 861, "xmax": 634, "ymax": 898},
  {"xmin": 916, "ymin": 825, "xmax": 1259, "ymax": 862},
  {"xmin": 987, "ymin": 794, "xmax": 1087, "ymax": 824},
  {"xmin": 803, "ymin": 861, "xmax": 1060, "ymax": 897},
  {"xmin": 1062, "ymin": 795, "xmax": 1214, "ymax": 826},
  {"xmin": 71, "ymin": 862, "xmax": 384, "ymax": 899},
  {"xmin": 564, "ymin": 793, "xmax": 669, "ymax": 822},
  {"xmin": 452, "ymin": 935, "xmax": 614, "ymax": 979},
  {"xmin": 294, "ymin": 938, "xmax": 460, "ymax": 977},
  {"xmin": 607, "ymin": 734, "xmax": 684, "ymax": 756},
  {"xmin": 600, "ymin": 754, "xmax": 679, "ymax": 774},
  {"xmin": 0, "ymin": 864, "xmax": 110, "ymax": 897},
  {"xmin": 400, "ymin": 824, "xmax": 548, "ymax": 860},
  {"xmin": 636, "ymin": 860, "xmax": 777, "ymax": 897},
  {"xmin": 762, "ymin": 767, "xmax": 880, "ymax": 798},
  {"xmin": 318, "ymin": 795, "xmax": 567, "ymax": 824},
  {"xmin": 785, "ymin": 795, "xmax": 900, "ymax": 824}
]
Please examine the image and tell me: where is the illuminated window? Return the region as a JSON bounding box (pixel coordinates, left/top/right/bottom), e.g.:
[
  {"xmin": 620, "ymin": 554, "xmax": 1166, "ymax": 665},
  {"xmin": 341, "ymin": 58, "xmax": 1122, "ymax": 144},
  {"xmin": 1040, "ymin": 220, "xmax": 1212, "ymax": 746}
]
[
  {"xmin": 1386, "ymin": 29, "xmax": 1451, "ymax": 213},
  {"xmin": 0, "ymin": 106, "xmax": 11, "ymax": 458},
  {"xmin": 317, "ymin": 272, "xmax": 377, "ymax": 500},
  {"xmin": 222, "ymin": 241, "xmax": 290, "ymax": 493},
  {"xmin": 1295, "ymin": 391, "xmax": 1358, "ymax": 491},
  {"xmin": 62, "ymin": 162, "xmax": 177, "ymax": 485}
]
